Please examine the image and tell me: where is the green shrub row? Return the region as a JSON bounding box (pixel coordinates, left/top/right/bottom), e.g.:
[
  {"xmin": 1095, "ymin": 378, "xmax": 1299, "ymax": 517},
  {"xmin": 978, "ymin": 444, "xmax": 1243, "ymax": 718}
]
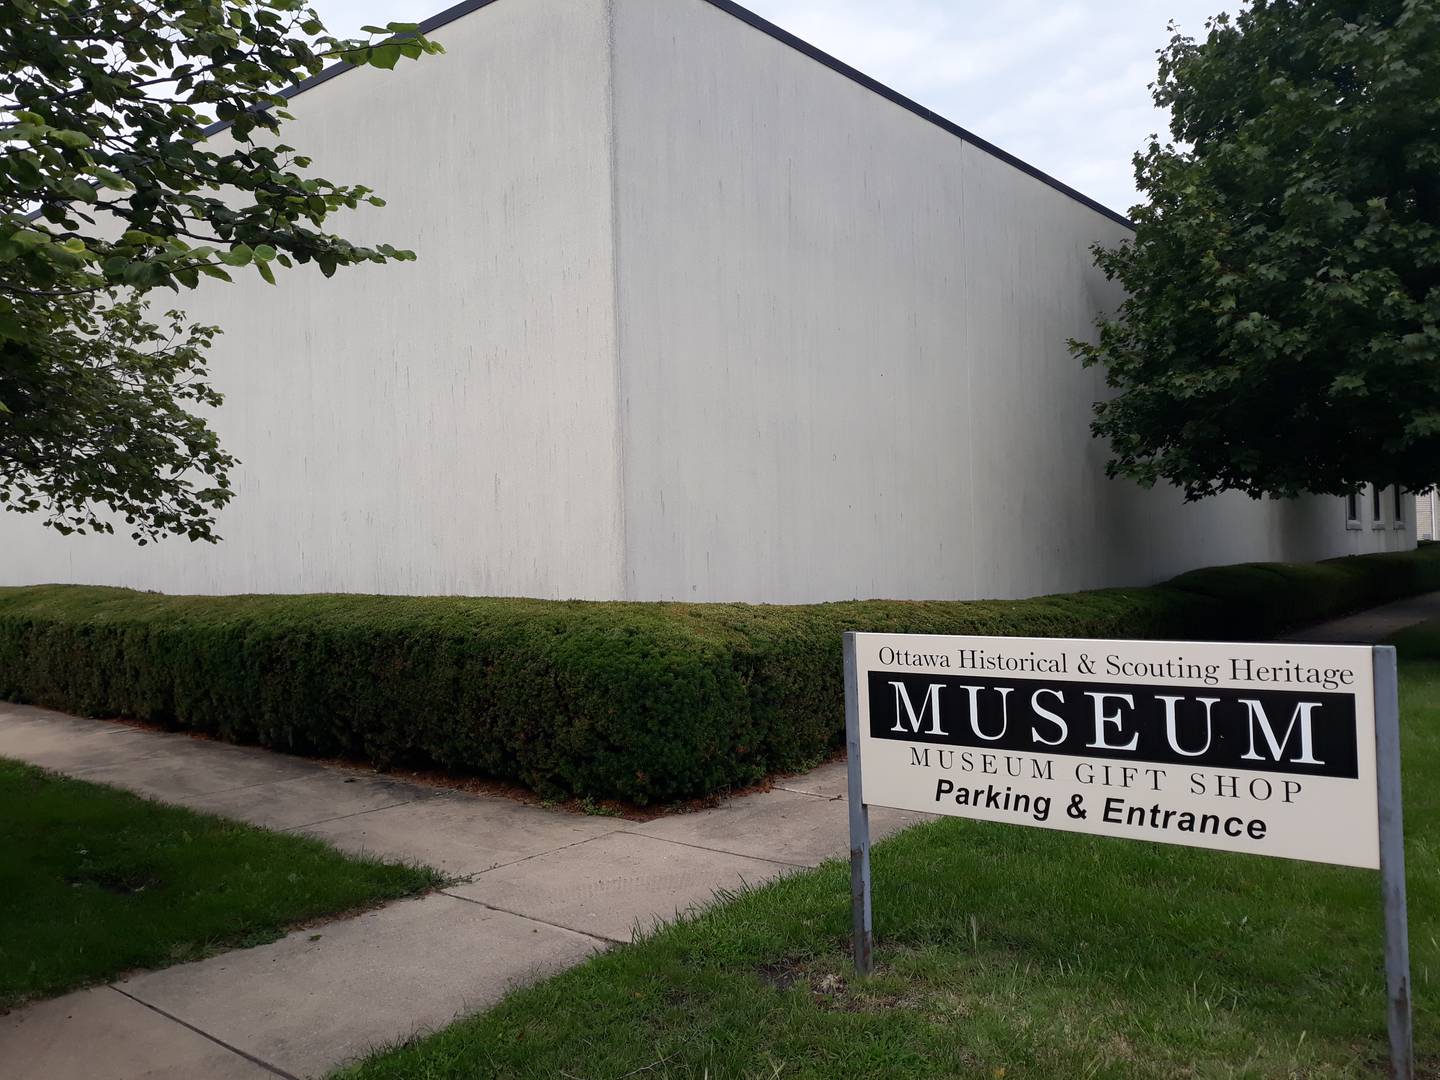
[{"xmin": 1, "ymin": 546, "xmax": 1437, "ymax": 804}]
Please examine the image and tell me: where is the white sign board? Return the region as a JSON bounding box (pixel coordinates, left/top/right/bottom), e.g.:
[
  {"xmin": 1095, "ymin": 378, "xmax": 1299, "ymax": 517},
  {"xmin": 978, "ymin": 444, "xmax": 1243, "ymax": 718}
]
[{"xmin": 850, "ymin": 633, "xmax": 1380, "ymax": 868}]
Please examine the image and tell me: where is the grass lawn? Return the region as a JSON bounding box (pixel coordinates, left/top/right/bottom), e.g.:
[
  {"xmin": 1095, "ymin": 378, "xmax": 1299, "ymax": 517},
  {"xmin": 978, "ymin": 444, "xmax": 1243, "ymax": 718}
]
[
  {"xmin": 0, "ymin": 758, "xmax": 442, "ymax": 1009},
  {"xmin": 337, "ymin": 639, "xmax": 1440, "ymax": 1080}
]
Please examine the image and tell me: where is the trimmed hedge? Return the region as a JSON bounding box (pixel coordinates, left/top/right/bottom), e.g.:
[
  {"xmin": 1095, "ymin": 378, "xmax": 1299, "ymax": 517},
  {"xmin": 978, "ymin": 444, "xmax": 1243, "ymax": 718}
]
[{"xmin": 2, "ymin": 546, "xmax": 1439, "ymax": 804}]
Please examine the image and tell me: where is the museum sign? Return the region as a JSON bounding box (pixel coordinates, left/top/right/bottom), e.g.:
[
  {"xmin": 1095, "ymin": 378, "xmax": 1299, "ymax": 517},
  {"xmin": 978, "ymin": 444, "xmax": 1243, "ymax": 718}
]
[{"xmin": 842, "ymin": 632, "xmax": 1412, "ymax": 1078}]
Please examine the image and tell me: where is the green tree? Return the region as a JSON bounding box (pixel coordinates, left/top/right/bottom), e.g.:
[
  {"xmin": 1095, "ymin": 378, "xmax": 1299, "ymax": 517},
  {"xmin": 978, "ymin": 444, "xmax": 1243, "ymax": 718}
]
[
  {"xmin": 1073, "ymin": 0, "xmax": 1440, "ymax": 501},
  {"xmin": 0, "ymin": 0, "xmax": 440, "ymax": 541}
]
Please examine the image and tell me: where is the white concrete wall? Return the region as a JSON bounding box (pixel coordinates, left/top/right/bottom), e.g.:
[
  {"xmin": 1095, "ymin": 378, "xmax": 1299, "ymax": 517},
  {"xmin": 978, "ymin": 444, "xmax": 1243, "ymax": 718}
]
[
  {"xmin": 0, "ymin": 0, "xmax": 1415, "ymax": 602},
  {"xmin": 609, "ymin": 0, "xmax": 1413, "ymax": 603},
  {"xmin": 0, "ymin": 0, "xmax": 627, "ymax": 598}
]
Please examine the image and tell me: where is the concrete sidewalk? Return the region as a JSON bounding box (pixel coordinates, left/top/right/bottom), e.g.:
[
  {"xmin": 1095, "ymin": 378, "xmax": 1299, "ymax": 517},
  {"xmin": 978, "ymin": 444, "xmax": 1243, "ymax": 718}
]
[
  {"xmin": 0, "ymin": 703, "xmax": 927, "ymax": 1079},
  {"xmin": 1280, "ymin": 589, "xmax": 1440, "ymax": 644}
]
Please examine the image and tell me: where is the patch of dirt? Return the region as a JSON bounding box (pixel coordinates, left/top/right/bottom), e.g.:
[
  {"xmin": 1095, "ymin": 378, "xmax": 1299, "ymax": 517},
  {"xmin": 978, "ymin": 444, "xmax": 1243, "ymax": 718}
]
[
  {"xmin": 756, "ymin": 957, "xmax": 809, "ymax": 992},
  {"xmin": 755, "ymin": 958, "xmax": 907, "ymax": 1013},
  {"xmin": 66, "ymin": 867, "xmax": 160, "ymax": 895}
]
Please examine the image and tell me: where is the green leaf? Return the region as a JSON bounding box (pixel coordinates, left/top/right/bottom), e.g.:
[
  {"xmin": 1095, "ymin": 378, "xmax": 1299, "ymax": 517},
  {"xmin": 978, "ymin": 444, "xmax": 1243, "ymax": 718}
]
[
  {"xmin": 51, "ymin": 130, "xmax": 93, "ymax": 149},
  {"xmin": 0, "ymin": 309, "xmax": 28, "ymax": 342},
  {"xmin": 368, "ymin": 44, "xmax": 401, "ymax": 70},
  {"xmin": 218, "ymin": 244, "xmax": 253, "ymax": 267},
  {"xmin": 92, "ymin": 169, "xmax": 131, "ymax": 192}
]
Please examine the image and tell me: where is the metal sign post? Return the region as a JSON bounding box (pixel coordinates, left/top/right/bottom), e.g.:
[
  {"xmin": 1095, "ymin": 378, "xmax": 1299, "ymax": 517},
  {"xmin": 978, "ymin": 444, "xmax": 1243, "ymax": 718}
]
[
  {"xmin": 1372, "ymin": 645, "xmax": 1413, "ymax": 1080},
  {"xmin": 843, "ymin": 632, "xmax": 1413, "ymax": 1079},
  {"xmin": 843, "ymin": 633, "xmax": 873, "ymax": 976}
]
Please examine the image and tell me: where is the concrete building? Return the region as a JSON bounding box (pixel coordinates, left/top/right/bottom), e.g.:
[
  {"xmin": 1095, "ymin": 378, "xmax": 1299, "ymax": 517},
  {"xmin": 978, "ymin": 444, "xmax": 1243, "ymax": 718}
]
[
  {"xmin": 1414, "ymin": 488, "xmax": 1437, "ymax": 541},
  {"xmin": 0, "ymin": 0, "xmax": 1415, "ymax": 602}
]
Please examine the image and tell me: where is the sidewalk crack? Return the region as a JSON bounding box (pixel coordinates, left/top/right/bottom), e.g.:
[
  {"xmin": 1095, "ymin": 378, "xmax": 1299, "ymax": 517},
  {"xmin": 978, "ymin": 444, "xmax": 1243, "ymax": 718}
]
[
  {"xmin": 613, "ymin": 831, "xmax": 813, "ymax": 870},
  {"xmin": 458, "ymin": 828, "xmax": 630, "ymax": 880},
  {"xmin": 440, "ymin": 892, "xmax": 624, "ymax": 945},
  {"xmin": 277, "ymin": 797, "xmax": 420, "ymax": 832},
  {"xmin": 108, "ymin": 986, "xmax": 299, "ymax": 1080}
]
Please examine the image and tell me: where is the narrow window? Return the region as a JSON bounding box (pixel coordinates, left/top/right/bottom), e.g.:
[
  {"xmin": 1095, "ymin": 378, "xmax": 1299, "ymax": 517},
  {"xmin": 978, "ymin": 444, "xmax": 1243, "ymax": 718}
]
[
  {"xmin": 1346, "ymin": 492, "xmax": 1361, "ymax": 529},
  {"xmin": 1394, "ymin": 486, "xmax": 1405, "ymax": 528},
  {"xmin": 1372, "ymin": 483, "xmax": 1385, "ymax": 527}
]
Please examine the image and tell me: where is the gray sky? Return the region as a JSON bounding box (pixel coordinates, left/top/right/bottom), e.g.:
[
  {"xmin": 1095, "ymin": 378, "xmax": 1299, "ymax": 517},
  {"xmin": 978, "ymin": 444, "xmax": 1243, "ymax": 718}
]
[{"xmin": 311, "ymin": 0, "xmax": 1230, "ymax": 218}]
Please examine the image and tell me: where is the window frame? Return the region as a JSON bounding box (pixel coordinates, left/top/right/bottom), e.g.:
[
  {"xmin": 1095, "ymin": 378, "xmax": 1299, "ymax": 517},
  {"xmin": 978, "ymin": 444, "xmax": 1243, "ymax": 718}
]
[
  {"xmin": 1393, "ymin": 485, "xmax": 1406, "ymax": 529},
  {"xmin": 1371, "ymin": 483, "xmax": 1387, "ymax": 529},
  {"xmin": 1346, "ymin": 491, "xmax": 1363, "ymax": 530}
]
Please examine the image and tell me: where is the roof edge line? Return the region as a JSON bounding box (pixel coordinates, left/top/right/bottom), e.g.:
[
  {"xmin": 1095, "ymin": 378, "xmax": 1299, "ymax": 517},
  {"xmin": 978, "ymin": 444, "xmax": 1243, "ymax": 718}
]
[
  {"xmin": 199, "ymin": 0, "xmax": 506, "ymax": 139},
  {"xmin": 700, "ymin": 0, "xmax": 1134, "ymax": 230},
  {"xmin": 200, "ymin": 0, "xmax": 1135, "ymax": 231}
]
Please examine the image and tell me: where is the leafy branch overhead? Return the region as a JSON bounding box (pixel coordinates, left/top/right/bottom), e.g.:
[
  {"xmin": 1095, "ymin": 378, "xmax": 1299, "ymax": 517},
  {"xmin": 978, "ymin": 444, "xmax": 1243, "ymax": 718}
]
[
  {"xmin": 1, "ymin": 0, "xmax": 440, "ymax": 296},
  {"xmin": 0, "ymin": 0, "xmax": 441, "ymax": 542},
  {"xmin": 1073, "ymin": 0, "xmax": 1440, "ymax": 501},
  {"xmin": 0, "ymin": 296, "xmax": 235, "ymax": 542}
]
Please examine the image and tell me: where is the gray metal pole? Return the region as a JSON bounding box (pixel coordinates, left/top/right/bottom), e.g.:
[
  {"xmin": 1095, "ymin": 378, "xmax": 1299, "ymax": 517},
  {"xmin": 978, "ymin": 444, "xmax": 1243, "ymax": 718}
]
[
  {"xmin": 843, "ymin": 632, "xmax": 873, "ymax": 976},
  {"xmin": 1372, "ymin": 645, "xmax": 1412, "ymax": 1080}
]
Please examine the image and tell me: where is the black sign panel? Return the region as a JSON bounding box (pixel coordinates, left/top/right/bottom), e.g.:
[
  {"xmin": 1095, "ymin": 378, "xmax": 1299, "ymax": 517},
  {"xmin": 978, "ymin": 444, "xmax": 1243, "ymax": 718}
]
[{"xmin": 867, "ymin": 671, "xmax": 1359, "ymax": 779}]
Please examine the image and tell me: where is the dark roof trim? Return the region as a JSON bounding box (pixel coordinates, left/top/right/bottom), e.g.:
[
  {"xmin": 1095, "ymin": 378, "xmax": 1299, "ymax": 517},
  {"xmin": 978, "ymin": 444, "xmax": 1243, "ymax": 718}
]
[
  {"xmin": 200, "ymin": 0, "xmax": 505, "ymax": 138},
  {"xmin": 704, "ymin": 0, "xmax": 1133, "ymax": 229},
  {"xmin": 207, "ymin": 0, "xmax": 1135, "ymax": 229}
]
